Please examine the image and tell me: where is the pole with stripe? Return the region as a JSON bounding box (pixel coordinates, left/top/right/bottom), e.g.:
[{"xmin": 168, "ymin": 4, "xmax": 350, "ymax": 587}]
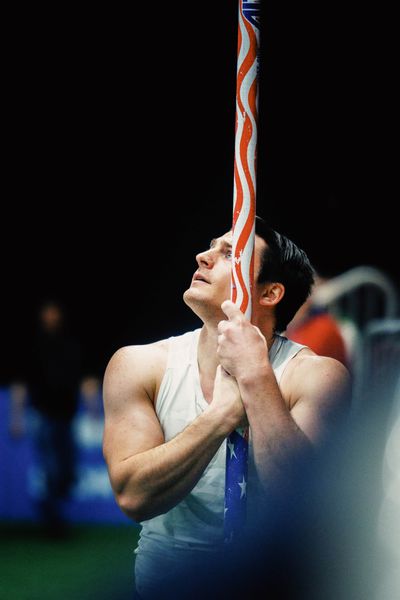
[{"xmin": 223, "ymin": 0, "xmax": 261, "ymax": 544}]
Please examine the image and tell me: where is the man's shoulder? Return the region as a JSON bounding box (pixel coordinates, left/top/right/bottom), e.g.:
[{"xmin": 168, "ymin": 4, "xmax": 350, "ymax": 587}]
[
  {"xmin": 108, "ymin": 338, "xmax": 169, "ymax": 369},
  {"xmin": 102, "ymin": 339, "xmax": 169, "ymax": 403},
  {"xmin": 280, "ymin": 350, "xmax": 351, "ymax": 417},
  {"xmin": 104, "ymin": 329, "xmax": 198, "ymax": 379},
  {"xmin": 285, "ymin": 349, "xmax": 351, "ymax": 395}
]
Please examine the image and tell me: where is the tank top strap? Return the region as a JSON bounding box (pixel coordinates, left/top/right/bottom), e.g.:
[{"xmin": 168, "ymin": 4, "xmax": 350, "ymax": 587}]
[
  {"xmin": 165, "ymin": 329, "xmax": 201, "ymax": 369},
  {"xmin": 269, "ymin": 334, "xmax": 307, "ymax": 384}
]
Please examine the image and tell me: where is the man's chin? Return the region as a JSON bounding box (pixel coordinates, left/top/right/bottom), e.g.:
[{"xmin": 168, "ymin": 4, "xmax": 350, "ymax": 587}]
[
  {"xmin": 183, "ymin": 286, "xmax": 209, "ymax": 310},
  {"xmin": 182, "ymin": 288, "xmax": 197, "ymax": 307},
  {"xmin": 183, "ymin": 289, "xmax": 227, "ymax": 319}
]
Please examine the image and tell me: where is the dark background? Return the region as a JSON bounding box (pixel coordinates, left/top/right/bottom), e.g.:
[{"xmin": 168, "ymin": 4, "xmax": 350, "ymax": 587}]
[{"xmin": 2, "ymin": 3, "xmax": 397, "ymax": 383}]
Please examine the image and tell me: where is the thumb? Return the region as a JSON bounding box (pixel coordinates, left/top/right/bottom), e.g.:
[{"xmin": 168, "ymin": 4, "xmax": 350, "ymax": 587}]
[{"xmin": 221, "ymin": 299, "xmax": 244, "ymax": 321}]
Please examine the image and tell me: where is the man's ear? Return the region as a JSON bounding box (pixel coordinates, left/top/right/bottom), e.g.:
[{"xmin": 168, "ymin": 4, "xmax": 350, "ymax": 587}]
[{"xmin": 259, "ymin": 282, "xmax": 285, "ymax": 307}]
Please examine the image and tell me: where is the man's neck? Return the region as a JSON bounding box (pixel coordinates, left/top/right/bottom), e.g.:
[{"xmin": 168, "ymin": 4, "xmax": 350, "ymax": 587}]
[{"xmin": 197, "ymin": 325, "xmax": 219, "ymax": 379}]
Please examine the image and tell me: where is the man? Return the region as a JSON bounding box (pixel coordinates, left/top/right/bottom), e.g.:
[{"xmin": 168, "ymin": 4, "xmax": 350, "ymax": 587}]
[
  {"xmin": 286, "ymin": 272, "xmax": 350, "ymax": 367},
  {"xmin": 10, "ymin": 299, "xmax": 84, "ymax": 537},
  {"xmin": 102, "ymin": 217, "xmax": 351, "ymax": 599}
]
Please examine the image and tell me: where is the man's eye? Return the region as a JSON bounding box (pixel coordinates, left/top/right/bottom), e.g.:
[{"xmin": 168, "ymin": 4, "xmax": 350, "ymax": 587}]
[{"xmin": 225, "ymin": 250, "xmax": 232, "ymax": 259}]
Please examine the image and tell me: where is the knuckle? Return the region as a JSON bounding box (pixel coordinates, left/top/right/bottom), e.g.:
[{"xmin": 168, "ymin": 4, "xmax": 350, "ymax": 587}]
[{"xmin": 217, "ymin": 319, "xmax": 227, "ymax": 333}]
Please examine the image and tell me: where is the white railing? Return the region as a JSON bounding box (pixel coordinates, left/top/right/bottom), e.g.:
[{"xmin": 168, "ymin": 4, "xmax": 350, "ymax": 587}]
[
  {"xmin": 352, "ymin": 317, "xmax": 400, "ymax": 414},
  {"xmin": 311, "ymin": 266, "xmax": 399, "ymax": 412},
  {"xmin": 312, "ymin": 266, "xmax": 399, "ymax": 321}
]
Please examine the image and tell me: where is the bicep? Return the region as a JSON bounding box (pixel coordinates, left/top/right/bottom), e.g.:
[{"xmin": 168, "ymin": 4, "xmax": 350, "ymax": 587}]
[
  {"xmin": 289, "ymin": 358, "xmax": 351, "ymax": 446},
  {"xmin": 102, "ymin": 347, "xmax": 165, "ymax": 474}
]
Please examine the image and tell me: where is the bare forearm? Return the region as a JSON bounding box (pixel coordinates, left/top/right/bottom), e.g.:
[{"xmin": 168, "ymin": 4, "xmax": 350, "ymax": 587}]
[
  {"xmin": 250, "ymin": 414, "xmax": 312, "ymax": 492},
  {"xmin": 112, "ymin": 407, "xmax": 231, "ymax": 521},
  {"xmin": 239, "ymin": 370, "xmax": 312, "ymax": 490}
]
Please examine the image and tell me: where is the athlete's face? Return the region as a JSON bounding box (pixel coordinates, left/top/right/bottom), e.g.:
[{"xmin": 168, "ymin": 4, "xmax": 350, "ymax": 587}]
[{"xmin": 183, "ymin": 231, "xmax": 266, "ymax": 319}]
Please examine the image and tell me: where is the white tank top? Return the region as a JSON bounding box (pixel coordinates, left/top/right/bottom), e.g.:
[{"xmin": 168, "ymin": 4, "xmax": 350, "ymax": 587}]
[{"xmin": 134, "ymin": 329, "xmax": 306, "ymax": 595}]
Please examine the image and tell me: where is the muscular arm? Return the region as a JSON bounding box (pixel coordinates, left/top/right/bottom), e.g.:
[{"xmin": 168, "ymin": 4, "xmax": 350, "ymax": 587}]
[
  {"xmin": 217, "ymin": 300, "xmax": 351, "ymax": 492},
  {"xmin": 239, "ymin": 354, "xmax": 350, "ymax": 489},
  {"xmin": 102, "ymin": 345, "xmax": 243, "ymax": 522}
]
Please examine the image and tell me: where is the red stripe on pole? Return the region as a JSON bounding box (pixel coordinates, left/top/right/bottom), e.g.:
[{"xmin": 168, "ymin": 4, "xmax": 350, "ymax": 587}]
[{"xmin": 224, "ymin": 0, "xmax": 261, "ymax": 543}]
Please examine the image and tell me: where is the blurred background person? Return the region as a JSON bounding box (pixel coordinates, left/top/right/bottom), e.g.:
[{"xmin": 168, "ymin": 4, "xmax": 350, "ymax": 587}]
[
  {"xmin": 286, "ymin": 272, "xmax": 349, "ymax": 368},
  {"xmin": 9, "ymin": 298, "xmax": 96, "ymax": 538}
]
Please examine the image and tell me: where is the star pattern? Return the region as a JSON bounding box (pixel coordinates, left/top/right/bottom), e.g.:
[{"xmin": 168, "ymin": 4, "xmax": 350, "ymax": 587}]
[
  {"xmin": 224, "ymin": 428, "xmax": 249, "ymax": 543},
  {"xmin": 238, "ymin": 476, "xmax": 247, "ymax": 499},
  {"xmin": 227, "ymin": 439, "xmax": 237, "ymax": 459}
]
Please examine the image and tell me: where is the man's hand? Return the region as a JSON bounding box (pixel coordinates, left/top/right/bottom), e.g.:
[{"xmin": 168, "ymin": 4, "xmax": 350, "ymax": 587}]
[
  {"xmin": 212, "ymin": 365, "xmax": 248, "ymax": 430},
  {"xmin": 217, "ymin": 300, "xmax": 268, "ymax": 382}
]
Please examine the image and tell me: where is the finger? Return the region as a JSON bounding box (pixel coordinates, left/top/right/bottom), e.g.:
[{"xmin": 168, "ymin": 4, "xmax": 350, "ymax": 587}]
[
  {"xmin": 217, "ymin": 319, "xmax": 229, "ymax": 334},
  {"xmin": 221, "ymin": 299, "xmax": 244, "ymax": 322}
]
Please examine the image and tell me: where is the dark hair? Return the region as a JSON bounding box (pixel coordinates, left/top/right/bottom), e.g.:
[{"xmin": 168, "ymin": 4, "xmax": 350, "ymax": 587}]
[{"xmin": 255, "ymin": 216, "xmax": 315, "ymax": 332}]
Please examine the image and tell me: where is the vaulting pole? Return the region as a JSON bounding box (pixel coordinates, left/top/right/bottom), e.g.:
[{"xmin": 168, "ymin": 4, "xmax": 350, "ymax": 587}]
[{"xmin": 224, "ymin": 0, "xmax": 261, "ymax": 544}]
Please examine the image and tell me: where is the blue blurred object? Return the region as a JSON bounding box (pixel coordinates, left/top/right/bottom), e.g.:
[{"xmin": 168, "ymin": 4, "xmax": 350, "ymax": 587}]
[{"xmin": 0, "ymin": 387, "xmax": 129, "ymax": 524}]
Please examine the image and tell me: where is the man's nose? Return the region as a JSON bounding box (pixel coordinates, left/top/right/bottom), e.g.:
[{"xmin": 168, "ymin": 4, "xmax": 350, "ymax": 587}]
[{"xmin": 196, "ymin": 249, "xmax": 215, "ymax": 268}]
